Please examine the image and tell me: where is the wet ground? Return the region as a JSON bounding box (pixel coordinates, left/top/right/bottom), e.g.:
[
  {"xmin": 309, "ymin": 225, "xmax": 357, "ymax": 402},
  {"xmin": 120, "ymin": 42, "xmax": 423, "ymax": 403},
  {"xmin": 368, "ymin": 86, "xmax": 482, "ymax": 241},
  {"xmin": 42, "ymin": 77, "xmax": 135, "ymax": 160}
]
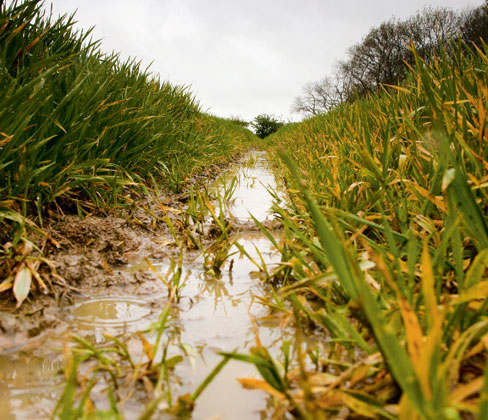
[{"xmin": 0, "ymin": 151, "xmax": 288, "ymax": 419}]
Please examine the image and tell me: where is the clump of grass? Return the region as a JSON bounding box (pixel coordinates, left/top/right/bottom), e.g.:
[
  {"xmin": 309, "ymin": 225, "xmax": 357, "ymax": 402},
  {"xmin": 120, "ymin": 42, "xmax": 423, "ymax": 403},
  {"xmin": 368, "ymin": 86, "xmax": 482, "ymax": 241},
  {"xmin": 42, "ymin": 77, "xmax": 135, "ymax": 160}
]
[
  {"xmin": 0, "ymin": 0, "xmax": 257, "ymax": 305},
  {"xmin": 237, "ymin": 42, "xmax": 488, "ymax": 418},
  {"xmin": 53, "ymin": 299, "xmax": 231, "ymax": 419}
]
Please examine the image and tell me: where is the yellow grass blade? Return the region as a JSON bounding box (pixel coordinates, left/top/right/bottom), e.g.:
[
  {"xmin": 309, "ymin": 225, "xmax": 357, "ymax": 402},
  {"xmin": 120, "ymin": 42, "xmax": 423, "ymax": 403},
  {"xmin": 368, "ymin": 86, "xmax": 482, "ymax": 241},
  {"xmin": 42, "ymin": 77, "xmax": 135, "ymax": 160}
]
[{"xmin": 421, "ymin": 242, "xmax": 439, "ymax": 330}]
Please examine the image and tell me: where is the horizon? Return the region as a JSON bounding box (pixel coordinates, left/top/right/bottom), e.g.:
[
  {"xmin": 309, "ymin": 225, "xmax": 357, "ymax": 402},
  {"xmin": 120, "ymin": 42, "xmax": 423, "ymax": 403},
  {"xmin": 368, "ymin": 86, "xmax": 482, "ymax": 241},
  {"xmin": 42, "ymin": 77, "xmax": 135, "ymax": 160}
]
[{"xmin": 37, "ymin": 0, "xmax": 483, "ymax": 122}]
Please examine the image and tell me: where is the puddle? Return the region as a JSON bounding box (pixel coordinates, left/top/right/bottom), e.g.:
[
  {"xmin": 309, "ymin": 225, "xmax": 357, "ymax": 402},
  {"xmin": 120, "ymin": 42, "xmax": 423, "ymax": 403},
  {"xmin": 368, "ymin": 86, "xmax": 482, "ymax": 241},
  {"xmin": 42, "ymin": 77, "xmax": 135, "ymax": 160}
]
[
  {"xmin": 171, "ymin": 153, "xmax": 286, "ymax": 419},
  {"xmin": 216, "ymin": 151, "xmax": 281, "ymax": 221},
  {"xmin": 71, "ymin": 296, "xmax": 153, "ymax": 327},
  {"xmin": 0, "ymin": 344, "xmax": 64, "ymax": 420},
  {"xmin": 0, "ymin": 150, "xmax": 286, "ymax": 419}
]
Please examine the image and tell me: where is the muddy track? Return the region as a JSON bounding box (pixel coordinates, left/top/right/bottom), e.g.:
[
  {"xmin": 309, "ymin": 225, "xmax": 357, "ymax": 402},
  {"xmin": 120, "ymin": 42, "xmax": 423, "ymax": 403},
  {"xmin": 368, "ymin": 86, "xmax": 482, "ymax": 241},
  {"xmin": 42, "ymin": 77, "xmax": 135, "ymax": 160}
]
[
  {"xmin": 0, "ymin": 151, "xmax": 288, "ymax": 420},
  {"xmin": 0, "ymin": 153, "xmax": 255, "ymax": 350}
]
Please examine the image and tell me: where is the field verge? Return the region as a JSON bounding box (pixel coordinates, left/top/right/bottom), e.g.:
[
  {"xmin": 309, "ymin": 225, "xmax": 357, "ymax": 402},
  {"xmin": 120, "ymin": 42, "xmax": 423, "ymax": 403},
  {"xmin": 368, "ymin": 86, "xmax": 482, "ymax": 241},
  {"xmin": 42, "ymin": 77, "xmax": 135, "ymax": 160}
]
[
  {"xmin": 0, "ymin": 0, "xmax": 258, "ymax": 305},
  {"xmin": 249, "ymin": 42, "xmax": 488, "ymax": 418}
]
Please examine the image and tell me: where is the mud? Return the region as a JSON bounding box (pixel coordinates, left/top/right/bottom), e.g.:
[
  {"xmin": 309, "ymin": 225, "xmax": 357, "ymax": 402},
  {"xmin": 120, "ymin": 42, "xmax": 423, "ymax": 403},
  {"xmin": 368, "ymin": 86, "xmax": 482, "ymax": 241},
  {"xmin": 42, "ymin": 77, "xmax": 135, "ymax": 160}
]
[
  {"xmin": 1, "ymin": 212, "xmax": 168, "ymax": 349},
  {"xmin": 0, "ymin": 152, "xmax": 266, "ymax": 348},
  {"xmin": 0, "ymin": 150, "xmax": 287, "ymax": 419}
]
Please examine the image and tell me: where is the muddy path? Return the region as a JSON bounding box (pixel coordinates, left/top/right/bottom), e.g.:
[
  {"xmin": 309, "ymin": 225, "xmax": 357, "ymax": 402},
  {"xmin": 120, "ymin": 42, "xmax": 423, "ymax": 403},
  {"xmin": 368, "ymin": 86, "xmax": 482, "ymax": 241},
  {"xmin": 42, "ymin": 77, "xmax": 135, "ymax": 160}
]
[{"xmin": 0, "ymin": 151, "xmax": 290, "ymax": 420}]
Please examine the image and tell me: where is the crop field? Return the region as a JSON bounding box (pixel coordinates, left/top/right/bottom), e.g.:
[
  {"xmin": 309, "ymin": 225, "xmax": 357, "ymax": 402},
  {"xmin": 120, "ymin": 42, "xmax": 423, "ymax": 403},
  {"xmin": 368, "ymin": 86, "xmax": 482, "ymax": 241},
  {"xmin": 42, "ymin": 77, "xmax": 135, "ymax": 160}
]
[
  {"xmin": 0, "ymin": 1, "xmax": 256, "ymax": 299},
  {"xmin": 1, "ymin": 1, "xmax": 488, "ymax": 419},
  {"xmin": 250, "ymin": 42, "xmax": 488, "ymax": 418}
]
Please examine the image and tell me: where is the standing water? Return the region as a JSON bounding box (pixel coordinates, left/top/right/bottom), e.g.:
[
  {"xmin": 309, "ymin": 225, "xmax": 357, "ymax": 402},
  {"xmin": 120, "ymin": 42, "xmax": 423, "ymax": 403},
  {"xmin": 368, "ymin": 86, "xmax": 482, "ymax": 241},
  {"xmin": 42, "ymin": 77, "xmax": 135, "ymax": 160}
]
[{"xmin": 0, "ymin": 151, "xmax": 285, "ymax": 419}]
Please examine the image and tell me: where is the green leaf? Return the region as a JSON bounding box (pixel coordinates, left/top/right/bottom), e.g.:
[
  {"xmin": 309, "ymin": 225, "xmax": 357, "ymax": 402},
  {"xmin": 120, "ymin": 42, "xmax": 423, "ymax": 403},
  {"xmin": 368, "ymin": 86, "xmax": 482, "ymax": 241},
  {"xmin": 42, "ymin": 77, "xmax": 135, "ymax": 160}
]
[
  {"xmin": 445, "ymin": 166, "xmax": 488, "ymax": 251},
  {"xmin": 191, "ymin": 355, "xmax": 231, "ymax": 401},
  {"xmin": 463, "ymin": 249, "xmax": 488, "ymax": 290},
  {"xmin": 221, "ymin": 348, "xmax": 287, "ymax": 393},
  {"xmin": 279, "ymin": 151, "xmax": 358, "ymax": 299}
]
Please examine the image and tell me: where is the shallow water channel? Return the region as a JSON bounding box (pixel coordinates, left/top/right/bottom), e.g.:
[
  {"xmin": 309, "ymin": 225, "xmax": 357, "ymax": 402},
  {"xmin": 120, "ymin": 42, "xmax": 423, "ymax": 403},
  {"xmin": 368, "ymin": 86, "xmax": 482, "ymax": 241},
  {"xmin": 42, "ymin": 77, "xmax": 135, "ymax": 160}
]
[{"xmin": 0, "ymin": 151, "xmax": 288, "ymax": 419}]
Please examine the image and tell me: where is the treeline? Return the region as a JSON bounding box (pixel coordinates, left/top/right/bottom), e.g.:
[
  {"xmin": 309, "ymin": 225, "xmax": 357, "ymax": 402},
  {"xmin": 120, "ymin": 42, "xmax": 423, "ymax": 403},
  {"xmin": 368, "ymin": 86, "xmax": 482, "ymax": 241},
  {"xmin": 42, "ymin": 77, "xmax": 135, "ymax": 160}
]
[{"xmin": 293, "ymin": 1, "xmax": 488, "ymax": 116}]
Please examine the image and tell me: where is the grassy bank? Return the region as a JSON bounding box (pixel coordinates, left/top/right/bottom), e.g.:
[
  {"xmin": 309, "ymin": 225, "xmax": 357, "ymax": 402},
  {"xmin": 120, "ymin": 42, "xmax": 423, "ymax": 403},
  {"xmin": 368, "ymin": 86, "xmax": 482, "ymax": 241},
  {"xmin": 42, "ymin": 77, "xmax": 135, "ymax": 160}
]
[
  {"xmin": 0, "ymin": 1, "xmax": 257, "ymax": 300},
  {"xmin": 243, "ymin": 43, "xmax": 488, "ymax": 418}
]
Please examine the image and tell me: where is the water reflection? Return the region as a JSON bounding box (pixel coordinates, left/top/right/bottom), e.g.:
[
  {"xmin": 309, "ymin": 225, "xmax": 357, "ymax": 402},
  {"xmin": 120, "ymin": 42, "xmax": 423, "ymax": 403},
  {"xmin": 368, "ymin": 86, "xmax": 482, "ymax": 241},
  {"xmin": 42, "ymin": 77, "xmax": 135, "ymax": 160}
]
[
  {"xmin": 214, "ymin": 151, "xmax": 282, "ymax": 222},
  {"xmin": 0, "ymin": 151, "xmax": 287, "ymax": 419},
  {"xmin": 71, "ymin": 296, "xmax": 152, "ymax": 327},
  {"xmin": 0, "ymin": 348, "xmax": 63, "ymax": 420}
]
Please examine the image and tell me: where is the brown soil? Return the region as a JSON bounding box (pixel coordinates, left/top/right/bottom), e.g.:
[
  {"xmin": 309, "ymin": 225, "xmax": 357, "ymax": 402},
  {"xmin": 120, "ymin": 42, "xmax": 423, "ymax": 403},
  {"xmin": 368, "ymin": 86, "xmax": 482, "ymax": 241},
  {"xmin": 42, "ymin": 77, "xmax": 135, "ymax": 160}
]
[{"xmin": 0, "ymin": 204, "xmax": 180, "ymax": 351}]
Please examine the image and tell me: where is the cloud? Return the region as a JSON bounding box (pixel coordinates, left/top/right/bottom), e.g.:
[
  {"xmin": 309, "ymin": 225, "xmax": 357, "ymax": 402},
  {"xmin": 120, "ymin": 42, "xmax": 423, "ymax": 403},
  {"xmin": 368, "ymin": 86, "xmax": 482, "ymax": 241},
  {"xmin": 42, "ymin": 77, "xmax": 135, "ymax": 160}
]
[{"xmin": 43, "ymin": 0, "xmax": 482, "ymax": 120}]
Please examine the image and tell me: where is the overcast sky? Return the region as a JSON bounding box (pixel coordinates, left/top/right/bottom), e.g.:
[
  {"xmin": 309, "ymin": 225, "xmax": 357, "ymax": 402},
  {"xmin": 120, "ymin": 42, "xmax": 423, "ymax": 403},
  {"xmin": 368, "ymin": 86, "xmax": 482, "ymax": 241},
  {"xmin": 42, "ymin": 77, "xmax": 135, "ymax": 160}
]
[{"xmin": 41, "ymin": 0, "xmax": 481, "ymax": 121}]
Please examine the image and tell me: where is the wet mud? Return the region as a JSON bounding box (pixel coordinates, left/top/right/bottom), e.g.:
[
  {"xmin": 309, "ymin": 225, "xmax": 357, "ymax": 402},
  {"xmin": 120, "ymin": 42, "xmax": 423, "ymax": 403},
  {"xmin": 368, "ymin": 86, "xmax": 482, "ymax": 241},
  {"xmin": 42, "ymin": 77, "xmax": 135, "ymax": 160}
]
[{"xmin": 0, "ymin": 151, "xmax": 286, "ymax": 419}]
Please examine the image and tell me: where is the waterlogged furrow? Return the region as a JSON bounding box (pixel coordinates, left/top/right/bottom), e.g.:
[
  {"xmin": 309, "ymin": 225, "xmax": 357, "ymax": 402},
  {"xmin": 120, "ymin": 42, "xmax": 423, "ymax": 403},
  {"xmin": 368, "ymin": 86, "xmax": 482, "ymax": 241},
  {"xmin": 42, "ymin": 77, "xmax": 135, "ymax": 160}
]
[
  {"xmin": 0, "ymin": 152, "xmax": 287, "ymax": 420},
  {"xmin": 165, "ymin": 153, "xmax": 288, "ymax": 419}
]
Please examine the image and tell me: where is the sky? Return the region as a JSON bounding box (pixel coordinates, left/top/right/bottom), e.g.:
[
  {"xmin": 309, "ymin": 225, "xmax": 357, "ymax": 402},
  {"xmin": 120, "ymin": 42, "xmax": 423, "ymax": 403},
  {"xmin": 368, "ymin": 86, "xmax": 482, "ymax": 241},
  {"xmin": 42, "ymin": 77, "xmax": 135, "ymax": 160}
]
[{"xmin": 39, "ymin": 0, "xmax": 482, "ymax": 122}]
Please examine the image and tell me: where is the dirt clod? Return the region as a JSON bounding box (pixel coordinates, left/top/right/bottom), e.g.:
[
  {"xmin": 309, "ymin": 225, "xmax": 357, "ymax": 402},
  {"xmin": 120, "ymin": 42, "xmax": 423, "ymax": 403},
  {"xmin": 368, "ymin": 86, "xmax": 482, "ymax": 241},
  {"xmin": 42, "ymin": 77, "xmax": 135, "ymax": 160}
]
[{"xmin": 0, "ymin": 208, "xmax": 177, "ymax": 351}]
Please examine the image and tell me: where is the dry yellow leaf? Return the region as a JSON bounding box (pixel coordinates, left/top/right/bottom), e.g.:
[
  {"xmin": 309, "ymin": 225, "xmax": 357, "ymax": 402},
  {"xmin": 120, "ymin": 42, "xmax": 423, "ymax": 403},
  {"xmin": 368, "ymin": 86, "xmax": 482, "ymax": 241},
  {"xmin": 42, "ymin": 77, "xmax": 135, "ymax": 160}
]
[{"xmin": 236, "ymin": 378, "xmax": 286, "ymax": 400}]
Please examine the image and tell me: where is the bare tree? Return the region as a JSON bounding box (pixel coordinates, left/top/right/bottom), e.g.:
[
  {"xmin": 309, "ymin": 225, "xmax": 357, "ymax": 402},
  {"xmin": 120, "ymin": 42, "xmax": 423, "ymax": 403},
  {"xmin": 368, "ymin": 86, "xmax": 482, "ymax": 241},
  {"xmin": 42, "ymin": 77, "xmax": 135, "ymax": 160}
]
[
  {"xmin": 337, "ymin": 8, "xmax": 462, "ymax": 99},
  {"xmin": 292, "ymin": 76, "xmax": 343, "ymax": 116},
  {"xmin": 292, "ymin": 5, "xmax": 485, "ymax": 117},
  {"xmin": 405, "ymin": 7, "xmax": 462, "ymax": 59},
  {"xmin": 461, "ymin": 0, "xmax": 488, "ymax": 48}
]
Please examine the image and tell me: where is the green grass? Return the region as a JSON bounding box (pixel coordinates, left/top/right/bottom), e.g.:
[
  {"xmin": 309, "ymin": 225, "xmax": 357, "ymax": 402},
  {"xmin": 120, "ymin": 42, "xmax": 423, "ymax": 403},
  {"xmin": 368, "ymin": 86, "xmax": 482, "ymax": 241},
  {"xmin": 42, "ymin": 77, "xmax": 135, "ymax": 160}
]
[
  {"xmin": 0, "ymin": 1, "xmax": 258, "ymax": 302},
  {"xmin": 239, "ymin": 42, "xmax": 488, "ymax": 418},
  {"xmin": 5, "ymin": 1, "xmax": 488, "ymax": 418}
]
